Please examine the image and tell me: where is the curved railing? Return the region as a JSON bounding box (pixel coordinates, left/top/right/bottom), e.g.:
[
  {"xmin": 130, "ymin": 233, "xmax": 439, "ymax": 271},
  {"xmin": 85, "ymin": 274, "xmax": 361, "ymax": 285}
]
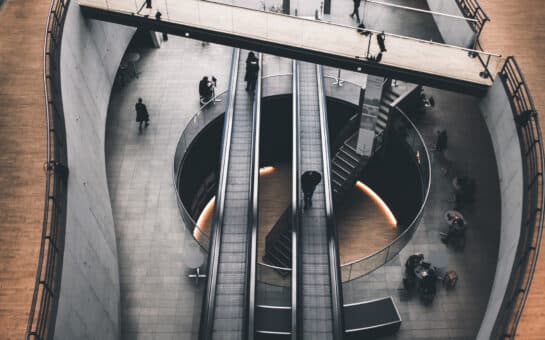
[
  {"xmin": 175, "ymin": 74, "xmax": 431, "ymax": 285},
  {"xmin": 173, "ymin": 79, "xmax": 292, "ymax": 288},
  {"xmin": 26, "ymin": 0, "xmax": 71, "ymax": 339},
  {"xmin": 491, "ymin": 56, "xmax": 544, "ymax": 339},
  {"xmin": 340, "ymin": 106, "xmax": 432, "ymax": 282}
]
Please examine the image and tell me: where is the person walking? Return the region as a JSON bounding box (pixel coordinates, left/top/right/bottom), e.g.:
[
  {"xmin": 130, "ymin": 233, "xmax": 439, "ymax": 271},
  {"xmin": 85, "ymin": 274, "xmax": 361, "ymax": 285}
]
[
  {"xmin": 350, "ymin": 0, "xmax": 362, "ymax": 23},
  {"xmin": 135, "ymin": 98, "xmax": 150, "ymax": 130},
  {"xmin": 377, "ymin": 31, "xmax": 387, "ymax": 52},
  {"xmin": 301, "ymin": 170, "xmax": 322, "ymax": 209},
  {"xmin": 245, "ymin": 52, "xmax": 259, "ymax": 92}
]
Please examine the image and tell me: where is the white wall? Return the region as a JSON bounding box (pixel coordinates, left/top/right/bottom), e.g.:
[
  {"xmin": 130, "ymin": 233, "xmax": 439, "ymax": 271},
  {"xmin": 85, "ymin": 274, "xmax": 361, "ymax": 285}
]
[
  {"xmin": 426, "ymin": 0, "xmax": 476, "ymax": 48},
  {"xmin": 477, "ymin": 76, "xmax": 524, "ymax": 339},
  {"xmin": 54, "ymin": 2, "xmax": 135, "ymax": 339}
]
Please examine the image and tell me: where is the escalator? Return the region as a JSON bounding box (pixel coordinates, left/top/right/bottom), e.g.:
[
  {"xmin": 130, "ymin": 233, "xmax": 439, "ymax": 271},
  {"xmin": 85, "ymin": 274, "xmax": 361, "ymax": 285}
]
[
  {"xmin": 199, "ymin": 48, "xmax": 262, "ymax": 340},
  {"xmin": 292, "ymin": 61, "xmax": 344, "ymax": 340}
]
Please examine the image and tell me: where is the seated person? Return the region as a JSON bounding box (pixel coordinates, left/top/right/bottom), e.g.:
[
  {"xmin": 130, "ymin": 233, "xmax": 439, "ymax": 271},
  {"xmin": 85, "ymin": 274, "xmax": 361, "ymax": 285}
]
[
  {"xmin": 441, "ymin": 216, "xmax": 466, "ymax": 245},
  {"xmin": 403, "ymin": 253, "xmax": 424, "ymax": 288}
]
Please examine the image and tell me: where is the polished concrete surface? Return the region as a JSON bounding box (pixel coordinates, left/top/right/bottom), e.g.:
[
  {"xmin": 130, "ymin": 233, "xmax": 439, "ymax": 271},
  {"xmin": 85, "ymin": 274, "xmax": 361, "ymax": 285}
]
[
  {"xmin": 343, "ymin": 86, "xmax": 501, "ymax": 339},
  {"xmin": 0, "ymin": 0, "xmax": 49, "ymax": 338},
  {"xmin": 105, "ymin": 38, "xmax": 232, "ymax": 339}
]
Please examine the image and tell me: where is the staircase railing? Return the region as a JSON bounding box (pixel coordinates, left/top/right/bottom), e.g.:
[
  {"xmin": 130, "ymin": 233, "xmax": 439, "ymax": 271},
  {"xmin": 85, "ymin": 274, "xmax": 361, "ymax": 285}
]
[
  {"xmin": 491, "ymin": 56, "xmax": 544, "ymax": 340},
  {"xmin": 26, "ymin": 0, "xmax": 70, "ymax": 339}
]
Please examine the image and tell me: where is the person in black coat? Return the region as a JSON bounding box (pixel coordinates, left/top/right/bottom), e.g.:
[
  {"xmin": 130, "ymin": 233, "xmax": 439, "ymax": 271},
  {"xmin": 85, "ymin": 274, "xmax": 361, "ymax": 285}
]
[
  {"xmin": 301, "ymin": 170, "xmax": 322, "ymax": 209},
  {"xmin": 350, "ymin": 0, "xmax": 361, "ymax": 23},
  {"xmin": 245, "ymin": 52, "xmax": 259, "ymax": 92},
  {"xmin": 135, "ymin": 98, "xmax": 150, "ymax": 130},
  {"xmin": 377, "ymin": 31, "xmax": 387, "ymax": 52},
  {"xmin": 199, "ymin": 76, "xmax": 214, "ymax": 104}
]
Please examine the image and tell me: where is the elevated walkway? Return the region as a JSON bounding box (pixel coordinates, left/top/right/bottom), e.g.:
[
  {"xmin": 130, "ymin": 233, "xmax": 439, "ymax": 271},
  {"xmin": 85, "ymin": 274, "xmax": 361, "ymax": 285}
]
[
  {"xmin": 200, "ymin": 49, "xmax": 260, "ymax": 340},
  {"xmin": 78, "ymin": 0, "xmax": 501, "ymax": 94}
]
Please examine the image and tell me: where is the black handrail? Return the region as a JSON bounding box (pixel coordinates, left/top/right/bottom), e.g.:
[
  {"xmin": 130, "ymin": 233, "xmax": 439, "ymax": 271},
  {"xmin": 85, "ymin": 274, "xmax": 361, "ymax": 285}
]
[
  {"xmin": 199, "ymin": 48, "xmax": 240, "ymax": 340},
  {"xmin": 26, "ymin": 0, "xmax": 70, "ymax": 339},
  {"xmin": 316, "ymin": 64, "xmax": 345, "ymax": 340},
  {"xmin": 290, "ymin": 60, "xmax": 299, "ymax": 340},
  {"xmin": 246, "ymin": 52, "xmax": 263, "ymax": 340},
  {"xmin": 491, "ymin": 56, "xmax": 544, "ymax": 339}
]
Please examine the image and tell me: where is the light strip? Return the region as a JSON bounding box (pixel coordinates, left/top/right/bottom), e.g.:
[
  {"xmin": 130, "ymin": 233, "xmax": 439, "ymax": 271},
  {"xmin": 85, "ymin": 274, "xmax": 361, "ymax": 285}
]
[{"xmin": 355, "ymin": 181, "xmax": 397, "ymax": 227}]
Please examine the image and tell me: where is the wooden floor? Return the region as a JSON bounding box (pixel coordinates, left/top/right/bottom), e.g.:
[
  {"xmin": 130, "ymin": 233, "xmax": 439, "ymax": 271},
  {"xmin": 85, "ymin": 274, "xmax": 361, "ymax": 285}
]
[
  {"xmin": 479, "ymin": 1, "xmax": 545, "ymax": 338},
  {"xmin": 0, "ymin": 0, "xmax": 49, "ymax": 339}
]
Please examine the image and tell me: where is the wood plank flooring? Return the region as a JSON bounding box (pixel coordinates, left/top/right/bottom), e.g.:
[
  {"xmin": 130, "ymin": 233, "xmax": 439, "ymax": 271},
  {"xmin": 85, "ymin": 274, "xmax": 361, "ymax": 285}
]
[
  {"xmin": 0, "ymin": 0, "xmax": 49, "ymax": 339},
  {"xmin": 479, "ymin": 1, "xmax": 545, "ymax": 338}
]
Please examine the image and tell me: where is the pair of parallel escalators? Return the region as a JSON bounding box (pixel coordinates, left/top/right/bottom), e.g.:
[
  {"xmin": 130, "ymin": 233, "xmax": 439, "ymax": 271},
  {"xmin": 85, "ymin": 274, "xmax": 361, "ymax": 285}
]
[{"xmin": 199, "ymin": 49, "xmax": 343, "ymax": 340}]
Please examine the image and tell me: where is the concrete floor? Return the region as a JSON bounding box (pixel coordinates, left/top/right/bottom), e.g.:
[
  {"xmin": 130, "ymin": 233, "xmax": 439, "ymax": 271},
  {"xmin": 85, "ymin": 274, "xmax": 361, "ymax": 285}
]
[
  {"xmin": 105, "ymin": 38, "xmax": 232, "ymax": 339},
  {"xmin": 103, "ymin": 2, "xmax": 502, "ymax": 339},
  {"xmin": 343, "ymin": 87, "xmax": 501, "ymax": 339}
]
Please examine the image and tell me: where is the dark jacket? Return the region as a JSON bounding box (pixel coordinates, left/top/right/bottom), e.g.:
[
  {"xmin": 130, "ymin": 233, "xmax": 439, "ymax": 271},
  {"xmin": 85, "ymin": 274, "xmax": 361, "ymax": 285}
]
[
  {"xmin": 245, "ymin": 58, "xmax": 259, "ymax": 81},
  {"xmin": 199, "ymin": 79, "xmax": 211, "ymax": 98},
  {"xmin": 301, "ymin": 171, "xmax": 322, "ymax": 194},
  {"xmin": 135, "ymin": 102, "xmax": 149, "ymax": 122}
]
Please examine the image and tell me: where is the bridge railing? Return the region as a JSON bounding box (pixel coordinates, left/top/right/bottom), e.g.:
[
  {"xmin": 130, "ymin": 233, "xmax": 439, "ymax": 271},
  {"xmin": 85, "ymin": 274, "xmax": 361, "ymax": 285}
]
[
  {"xmin": 79, "ymin": 0, "xmax": 502, "ymax": 85},
  {"xmin": 491, "ymin": 56, "xmax": 544, "ymax": 339},
  {"xmin": 26, "ymin": 0, "xmax": 71, "ymax": 339}
]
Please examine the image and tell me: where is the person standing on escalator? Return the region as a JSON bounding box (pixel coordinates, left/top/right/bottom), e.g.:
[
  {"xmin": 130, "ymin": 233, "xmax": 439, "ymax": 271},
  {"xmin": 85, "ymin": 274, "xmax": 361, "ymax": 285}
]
[
  {"xmin": 245, "ymin": 52, "xmax": 259, "ymax": 92},
  {"xmin": 301, "ymin": 171, "xmax": 322, "ymax": 209}
]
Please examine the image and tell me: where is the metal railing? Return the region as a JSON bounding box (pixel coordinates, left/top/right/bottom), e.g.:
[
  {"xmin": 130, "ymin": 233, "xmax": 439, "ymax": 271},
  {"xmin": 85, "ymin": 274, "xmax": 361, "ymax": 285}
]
[
  {"xmin": 456, "ymin": 0, "xmax": 489, "ymax": 33},
  {"xmin": 317, "ymin": 64, "xmax": 345, "ymax": 340},
  {"xmin": 26, "ymin": 0, "xmax": 71, "ymax": 339},
  {"xmin": 199, "ymin": 48, "xmax": 240, "ymax": 340},
  {"xmin": 80, "ymin": 0, "xmax": 502, "ymax": 85},
  {"xmin": 340, "ymin": 106, "xmax": 432, "ymax": 282},
  {"xmin": 492, "ymin": 56, "xmax": 544, "ymax": 339},
  {"xmin": 173, "ymin": 80, "xmax": 292, "ymax": 288}
]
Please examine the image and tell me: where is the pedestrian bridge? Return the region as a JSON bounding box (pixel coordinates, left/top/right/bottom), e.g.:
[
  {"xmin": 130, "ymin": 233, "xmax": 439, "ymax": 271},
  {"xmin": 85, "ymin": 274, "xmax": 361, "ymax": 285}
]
[{"xmin": 79, "ymin": 0, "xmax": 502, "ymax": 93}]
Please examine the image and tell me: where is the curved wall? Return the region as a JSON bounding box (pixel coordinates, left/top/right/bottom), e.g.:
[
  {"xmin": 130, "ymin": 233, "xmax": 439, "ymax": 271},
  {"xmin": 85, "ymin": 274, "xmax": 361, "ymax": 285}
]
[
  {"xmin": 426, "ymin": 0, "xmax": 476, "ymax": 48},
  {"xmin": 477, "ymin": 75, "xmax": 524, "ymax": 339},
  {"xmin": 54, "ymin": 2, "xmax": 135, "ymax": 339}
]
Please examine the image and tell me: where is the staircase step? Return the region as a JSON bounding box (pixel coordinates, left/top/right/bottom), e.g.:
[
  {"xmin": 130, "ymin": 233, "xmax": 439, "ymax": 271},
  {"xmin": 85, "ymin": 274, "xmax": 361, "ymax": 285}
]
[
  {"xmin": 340, "ymin": 146, "xmax": 361, "ymax": 163},
  {"xmin": 331, "ymin": 168, "xmax": 347, "ymax": 182},
  {"xmin": 264, "ymin": 251, "xmax": 289, "ymax": 268},
  {"xmin": 336, "ymin": 152, "xmax": 359, "ymax": 168},
  {"xmin": 270, "ymin": 246, "xmax": 290, "ymax": 264},
  {"xmin": 332, "ymin": 177, "xmax": 344, "ymax": 190},
  {"xmin": 332, "ymin": 161, "xmax": 351, "ymax": 176},
  {"xmin": 376, "ymin": 119, "xmax": 387, "ymax": 129}
]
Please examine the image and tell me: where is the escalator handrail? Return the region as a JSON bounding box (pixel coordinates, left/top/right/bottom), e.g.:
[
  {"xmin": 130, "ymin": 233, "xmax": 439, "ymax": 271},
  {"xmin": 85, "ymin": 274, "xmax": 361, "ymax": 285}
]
[
  {"xmin": 199, "ymin": 48, "xmax": 241, "ymax": 340},
  {"xmin": 316, "ymin": 64, "xmax": 345, "ymax": 340},
  {"xmin": 291, "ymin": 60, "xmax": 299, "ymax": 340},
  {"xmin": 247, "ymin": 52, "xmax": 263, "ymax": 340}
]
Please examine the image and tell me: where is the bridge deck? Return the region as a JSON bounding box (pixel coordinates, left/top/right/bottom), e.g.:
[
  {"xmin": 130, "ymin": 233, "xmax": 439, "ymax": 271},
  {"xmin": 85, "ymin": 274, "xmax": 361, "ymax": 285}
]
[{"xmin": 78, "ymin": 0, "xmax": 502, "ymax": 91}]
